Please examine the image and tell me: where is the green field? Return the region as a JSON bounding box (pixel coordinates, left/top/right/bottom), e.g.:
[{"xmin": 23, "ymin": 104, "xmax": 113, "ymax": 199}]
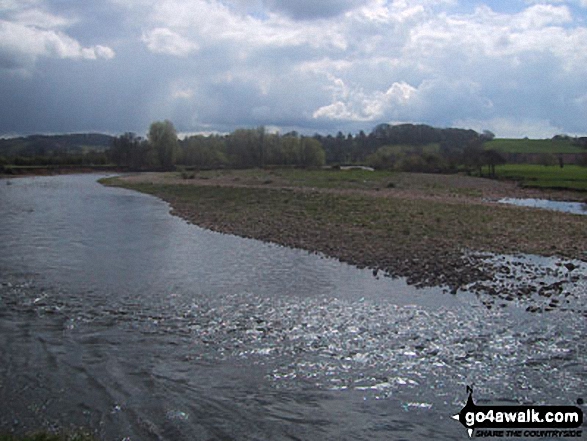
[
  {"xmin": 485, "ymin": 138, "xmax": 585, "ymax": 154},
  {"xmin": 494, "ymin": 164, "xmax": 587, "ymax": 190},
  {"xmin": 261, "ymin": 168, "xmax": 396, "ymax": 189},
  {"xmin": 186, "ymin": 167, "xmax": 399, "ymax": 190}
]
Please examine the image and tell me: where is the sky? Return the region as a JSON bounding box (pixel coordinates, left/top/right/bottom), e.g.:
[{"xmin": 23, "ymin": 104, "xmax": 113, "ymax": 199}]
[{"xmin": 1, "ymin": 0, "xmax": 586, "ymax": 138}]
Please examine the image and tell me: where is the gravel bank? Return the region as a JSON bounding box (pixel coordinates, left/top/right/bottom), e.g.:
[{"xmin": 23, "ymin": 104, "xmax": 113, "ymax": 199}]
[{"xmin": 103, "ymin": 171, "xmax": 587, "ymax": 313}]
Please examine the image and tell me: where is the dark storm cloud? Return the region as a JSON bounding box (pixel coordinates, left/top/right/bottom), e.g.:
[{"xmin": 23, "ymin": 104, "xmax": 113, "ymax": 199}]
[{"xmin": 264, "ymin": 0, "xmax": 366, "ymax": 20}]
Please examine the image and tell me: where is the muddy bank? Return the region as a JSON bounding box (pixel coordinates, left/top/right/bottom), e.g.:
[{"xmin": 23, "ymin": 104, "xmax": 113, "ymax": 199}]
[{"xmin": 103, "ymin": 172, "xmax": 587, "ymax": 312}]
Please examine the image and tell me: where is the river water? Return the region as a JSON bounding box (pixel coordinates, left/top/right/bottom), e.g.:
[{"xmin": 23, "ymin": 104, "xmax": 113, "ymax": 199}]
[
  {"xmin": 0, "ymin": 175, "xmax": 585, "ymax": 440},
  {"xmin": 498, "ymin": 198, "xmax": 587, "ymax": 216}
]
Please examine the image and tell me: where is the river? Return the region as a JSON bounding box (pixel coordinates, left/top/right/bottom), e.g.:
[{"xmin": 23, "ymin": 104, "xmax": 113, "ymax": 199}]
[{"xmin": 0, "ymin": 175, "xmax": 585, "ymax": 440}]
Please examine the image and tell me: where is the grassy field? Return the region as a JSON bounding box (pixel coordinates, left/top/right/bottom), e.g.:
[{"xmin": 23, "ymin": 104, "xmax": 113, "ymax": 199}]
[
  {"xmin": 160, "ymin": 166, "xmax": 587, "ymax": 196},
  {"xmin": 485, "ymin": 138, "xmax": 585, "ymax": 154},
  {"xmin": 224, "ymin": 167, "xmax": 398, "ymax": 189},
  {"xmin": 494, "ymin": 164, "xmax": 587, "ymax": 191}
]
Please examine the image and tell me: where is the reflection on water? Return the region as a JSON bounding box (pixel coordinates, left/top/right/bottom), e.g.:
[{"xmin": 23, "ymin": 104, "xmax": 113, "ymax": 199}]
[
  {"xmin": 0, "ymin": 175, "xmax": 585, "ymax": 440},
  {"xmin": 498, "ymin": 197, "xmax": 587, "ymax": 215}
]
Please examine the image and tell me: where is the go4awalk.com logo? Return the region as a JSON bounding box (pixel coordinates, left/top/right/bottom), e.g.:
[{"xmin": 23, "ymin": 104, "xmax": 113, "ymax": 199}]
[{"xmin": 452, "ymin": 386, "xmax": 584, "ymax": 438}]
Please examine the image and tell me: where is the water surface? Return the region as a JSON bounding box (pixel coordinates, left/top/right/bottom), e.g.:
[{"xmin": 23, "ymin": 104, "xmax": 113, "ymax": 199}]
[
  {"xmin": 0, "ymin": 175, "xmax": 585, "ymax": 440},
  {"xmin": 498, "ymin": 197, "xmax": 587, "ymax": 215}
]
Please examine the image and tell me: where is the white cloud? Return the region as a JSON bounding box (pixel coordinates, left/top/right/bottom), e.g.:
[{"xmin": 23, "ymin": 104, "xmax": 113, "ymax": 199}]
[
  {"xmin": 0, "ymin": 20, "xmax": 114, "ymax": 70},
  {"xmin": 133, "ymin": 0, "xmax": 586, "ymax": 134},
  {"xmin": 2, "ymin": 0, "xmax": 587, "ymax": 136},
  {"xmin": 142, "ymin": 27, "xmax": 198, "ymax": 56},
  {"xmin": 313, "ymin": 78, "xmax": 418, "ymax": 121},
  {"xmin": 516, "ymin": 4, "xmax": 572, "ymax": 28},
  {"xmin": 172, "ymin": 87, "xmax": 194, "ymax": 99},
  {"xmin": 140, "ymin": 0, "xmax": 351, "ymax": 54},
  {"xmin": 525, "ymin": 0, "xmax": 587, "ymax": 8},
  {"xmin": 0, "ymin": 3, "xmax": 115, "ymax": 72},
  {"xmin": 11, "ymin": 8, "xmax": 72, "ymax": 28}
]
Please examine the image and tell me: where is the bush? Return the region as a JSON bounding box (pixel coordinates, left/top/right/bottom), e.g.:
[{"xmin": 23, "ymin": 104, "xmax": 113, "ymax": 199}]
[
  {"xmin": 366, "ymin": 147, "xmax": 401, "ymax": 170},
  {"xmin": 398, "ymin": 152, "xmax": 450, "ymax": 173}
]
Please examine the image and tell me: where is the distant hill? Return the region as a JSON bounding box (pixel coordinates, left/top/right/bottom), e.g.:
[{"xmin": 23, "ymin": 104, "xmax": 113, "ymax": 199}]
[{"xmin": 0, "ymin": 133, "xmax": 115, "ymax": 158}]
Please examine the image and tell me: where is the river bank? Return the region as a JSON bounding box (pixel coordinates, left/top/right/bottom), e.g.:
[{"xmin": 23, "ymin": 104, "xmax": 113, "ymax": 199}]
[
  {"xmin": 0, "ymin": 165, "xmax": 125, "ymax": 178},
  {"xmin": 101, "ymin": 170, "xmax": 587, "ymax": 312}
]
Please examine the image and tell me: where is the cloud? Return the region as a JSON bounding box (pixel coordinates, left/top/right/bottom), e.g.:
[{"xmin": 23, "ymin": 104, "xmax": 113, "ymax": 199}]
[
  {"xmin": 262, "ymin": 0, "xmax": 366, "ymax": 20},
  {"xmin": 171, "ymin": 87, "xmax": 194, "ymax": 100},
  {"xmin": 309, "ymin": 2, "xmax": 587, "ymax": 132},
  {"xmin": 142, "ymin": 27, "xmax": 198, "ymax": 56},
  {"xmin": 0, "ymin": 20, "xmax": 114, "ymax": 70},
  {"xmin": 313, "ymin": 79, "xmax": 417, "ymax": 121},
  {"xmin": 1, "ymin": 0, "xmax": 587, "ymax": 137},
  {"xmin": 139, "ymin": 0, "xmax": 351, "ymax": 54},
  {"xmin": 516, "ymin": 4, "xmax": 572, "ymax": 28},
  {"xmin": 0, "ymin": 3, "xmax": 115, "ymax": 72},
  {"xmin": 525, "ymin": 0, "xmax": 587, "ymax": 9},
  {"xmin": 10, "ymin": 8, "xmax": 71, "ymax": 28}
]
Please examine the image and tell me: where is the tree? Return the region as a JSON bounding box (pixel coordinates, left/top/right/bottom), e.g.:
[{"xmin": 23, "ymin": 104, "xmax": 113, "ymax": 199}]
[
  {"xmin": 226, "ymin": 128, "xmax": 262, "ymax": 168},
  {"xmin": 258, "ymin": 126, "xmax": 266, "ymax": 167},
  {"xmin": 109, "ymin": 132, "xmax": 153, "ymax": 169},
  {"xmin": 461, "ymin": 144, "xmax": 485, "ymax": 175},
  {"xmin": 149, "ymin": 120, "xmax": 179, "ymax": 168},
  {"xmin": 366, "ymin": 146, "xmax": 400, "ymax": 170},
  {"xmin": 300, "ymin": 137, "xmax": 326, "ymax": 167},
  {"xmin": 537, "ymin": 153, "xmax": 556, "ymax": 167},
  {"xmin": 180, "ymin": 135, "xmax": 227, "ymax": 168},
  {"xmin": 481, "ymin": 149, "xmax": 506, "ymax": 177},
  {"xmin": 480, "ymin": 130, "xmax": 495, "ymax": 142}
]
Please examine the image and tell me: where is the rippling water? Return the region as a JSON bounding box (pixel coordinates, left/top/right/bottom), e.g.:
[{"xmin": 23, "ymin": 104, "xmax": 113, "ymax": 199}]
[{"xmin": 0, "ymin": 175, "xmax": 585, "ymax": 440}]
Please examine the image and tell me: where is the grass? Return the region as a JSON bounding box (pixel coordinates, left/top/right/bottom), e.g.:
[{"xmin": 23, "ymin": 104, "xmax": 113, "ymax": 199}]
[
  {"xmin": 494, "ymin": 164, "xmax": 587, "ymax": 191},
  {"xmin": 163, "ymin": 167, "xmax": 400, "ymax": 190},
  {"xmin": 264, "ymin": 168, "xmax": 396, "ymax": 189},
  {"xmin": 486, "ymin": 138, "xmax": 585, "ymax": 154}
]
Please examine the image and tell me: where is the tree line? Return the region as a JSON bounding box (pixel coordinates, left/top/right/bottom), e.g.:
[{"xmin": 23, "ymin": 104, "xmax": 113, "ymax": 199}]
[
  {"xmin": 312, "ymin": 123, "xmax": 505, "ymax": 175},
  {"xmin": 109, "ymin": 121, "xmax": 326, "ymax": 170},
  {"xmin": 109, "ymin": 120, "xmax": 501, "ymax": 172},
  {"xmin": 5, "ymin": 121, "xmax": 587, "ymax": 174},
  {"xmin": 0, "ymin": 133, "xmax": 112, "ymax": 167}
]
